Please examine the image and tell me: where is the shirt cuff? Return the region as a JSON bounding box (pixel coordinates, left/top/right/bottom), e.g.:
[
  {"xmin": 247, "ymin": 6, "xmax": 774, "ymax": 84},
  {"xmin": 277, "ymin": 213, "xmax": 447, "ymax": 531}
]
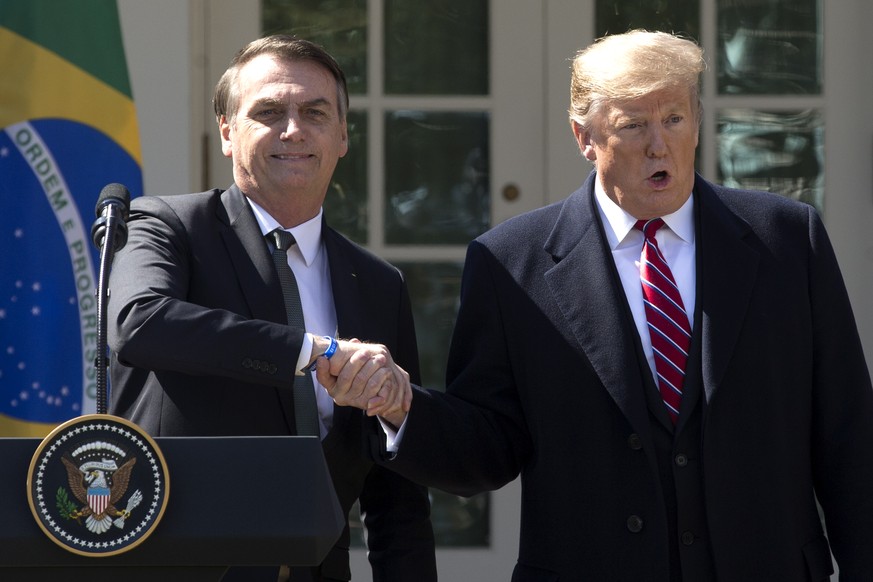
[
  {"xmin": 377, "ymin": 414, "xmax": 408, "ymax": 454},
  {"xmin": 296, "ymin": 332, "xmax": 314, "ymax": 374}
]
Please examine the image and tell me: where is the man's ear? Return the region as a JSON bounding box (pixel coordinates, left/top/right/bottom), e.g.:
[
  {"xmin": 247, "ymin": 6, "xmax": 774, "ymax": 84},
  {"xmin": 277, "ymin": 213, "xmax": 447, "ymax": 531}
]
[
  {"xmin": 338, "ymin": 118, "xmax": 349, "ymax": 158},
  {"xmin": 571, "ymin": 121, "xmax": 596, "ymax": 162},
  {"xmin": 218, "ymin": 115, "xmax": 233, "ymax": 158}
]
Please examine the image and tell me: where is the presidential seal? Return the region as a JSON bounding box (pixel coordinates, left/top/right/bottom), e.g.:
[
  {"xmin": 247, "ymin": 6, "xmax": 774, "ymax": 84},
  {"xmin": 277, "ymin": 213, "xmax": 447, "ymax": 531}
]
[{"xmin": 27, "ymin": 414, "xmax": 169, "ymax": 557}]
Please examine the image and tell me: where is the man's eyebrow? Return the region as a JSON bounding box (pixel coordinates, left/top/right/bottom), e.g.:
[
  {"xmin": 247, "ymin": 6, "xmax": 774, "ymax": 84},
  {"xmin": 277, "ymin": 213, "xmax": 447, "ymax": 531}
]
[
  {"xmin": 300, "ymin": 97, "xmax": 332, "ymax": 109},
  {"xmin": 251, "ymin": 96, "xmax": 332, "ymax": 109},
  {"xmin": 251, "ymin": 96, "xmax": 284, "ymax": 108}
]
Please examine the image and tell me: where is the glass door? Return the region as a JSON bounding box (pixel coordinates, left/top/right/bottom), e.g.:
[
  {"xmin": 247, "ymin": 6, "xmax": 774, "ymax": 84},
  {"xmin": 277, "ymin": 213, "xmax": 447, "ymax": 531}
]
[{"xmin": 201, "ymin": 0, "xmax": 542, "ymax": 578}]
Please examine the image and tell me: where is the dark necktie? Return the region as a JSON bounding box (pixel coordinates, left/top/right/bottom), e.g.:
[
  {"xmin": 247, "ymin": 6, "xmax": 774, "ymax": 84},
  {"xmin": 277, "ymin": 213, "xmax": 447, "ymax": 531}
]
[
  {"xmin": 634, "ymin": 219, "xmax": 692, "ymax": 424},
  {"xmin": 268, "ymin": 229, "xmax": 320, "ymax": 437}
]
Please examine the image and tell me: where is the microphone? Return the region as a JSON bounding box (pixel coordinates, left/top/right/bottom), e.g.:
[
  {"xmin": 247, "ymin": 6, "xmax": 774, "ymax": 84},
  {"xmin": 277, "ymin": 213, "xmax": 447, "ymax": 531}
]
[{"xmin": 91, "ymin": 183, "xmax": 131, "ymax": 250}]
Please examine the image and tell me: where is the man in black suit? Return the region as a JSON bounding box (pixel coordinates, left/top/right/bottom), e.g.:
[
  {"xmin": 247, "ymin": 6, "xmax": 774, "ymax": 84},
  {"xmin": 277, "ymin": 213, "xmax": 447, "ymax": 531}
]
[
  {"xmin": 324, "ymin": 30, "xmax": 873, "ymax": 581},
  {"xmin": 108, "ymin": 35, "xmax": 435, "ymax": 582}
]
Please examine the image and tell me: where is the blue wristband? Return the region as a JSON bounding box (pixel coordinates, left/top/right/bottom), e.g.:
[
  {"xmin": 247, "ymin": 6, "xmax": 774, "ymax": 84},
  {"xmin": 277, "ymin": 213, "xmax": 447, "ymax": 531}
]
[
  {"xmin": 323, "ymin": 336, "xmax": 338, "ymax": 359},
  {"xmin": 307, "ymin": 336, "xmax": 338, "ymax": 372}
]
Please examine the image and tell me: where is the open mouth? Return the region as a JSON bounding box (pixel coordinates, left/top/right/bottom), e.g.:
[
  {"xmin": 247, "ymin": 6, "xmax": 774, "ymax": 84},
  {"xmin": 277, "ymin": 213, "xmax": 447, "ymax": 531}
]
[{"xmin": 650, "ymin": 170, "xmax": 668, "ymax": 182}]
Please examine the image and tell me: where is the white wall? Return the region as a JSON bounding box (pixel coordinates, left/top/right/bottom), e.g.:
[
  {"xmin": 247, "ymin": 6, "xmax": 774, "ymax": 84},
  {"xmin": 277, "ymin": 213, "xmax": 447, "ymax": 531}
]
[
  {"xmin": 823, "ymin": 0, "xmax": 873, "ymax": 368},
  {"xmin": 118, "ymin": 0, "xmax": 195, "ymax": 196}
]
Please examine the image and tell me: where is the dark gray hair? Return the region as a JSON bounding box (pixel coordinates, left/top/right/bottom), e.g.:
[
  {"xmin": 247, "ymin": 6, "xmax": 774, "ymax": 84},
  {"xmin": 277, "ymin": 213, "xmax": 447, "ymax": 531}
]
[{"xmin": 213, "ymin": 34, "xmax": 349, "ymax": 122}]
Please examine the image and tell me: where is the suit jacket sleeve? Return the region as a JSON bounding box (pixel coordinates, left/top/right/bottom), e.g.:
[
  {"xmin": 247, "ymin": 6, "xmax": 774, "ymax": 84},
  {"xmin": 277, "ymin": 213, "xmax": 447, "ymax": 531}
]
[{"xmin": 108, "ymin": 194, "xmax": 303, "ymax": 387}]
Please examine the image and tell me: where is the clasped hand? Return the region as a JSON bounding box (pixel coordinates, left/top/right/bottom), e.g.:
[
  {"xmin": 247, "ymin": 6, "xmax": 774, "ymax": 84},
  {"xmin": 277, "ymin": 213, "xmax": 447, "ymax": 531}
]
[{"xmin": 314, "ymin": 339, "xmax": 411, "ymax": 428}]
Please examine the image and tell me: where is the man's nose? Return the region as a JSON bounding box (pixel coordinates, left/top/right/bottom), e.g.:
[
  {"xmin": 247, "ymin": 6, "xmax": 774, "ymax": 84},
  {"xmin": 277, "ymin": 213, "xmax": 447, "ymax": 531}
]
[
  {"xmin": 646, "ymin": 125, "xmax": 667, "ymax": 157},
  {"xmin": 279, "ymin": 115, "xmax": 303, "ymax": 140}
]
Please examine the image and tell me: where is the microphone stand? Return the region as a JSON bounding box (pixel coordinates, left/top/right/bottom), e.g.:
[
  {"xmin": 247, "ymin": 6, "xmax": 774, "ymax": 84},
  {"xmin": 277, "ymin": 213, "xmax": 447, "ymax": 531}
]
[{"xmin": 92, "ymin": 204, "xmax": 128, "ymax": 415}]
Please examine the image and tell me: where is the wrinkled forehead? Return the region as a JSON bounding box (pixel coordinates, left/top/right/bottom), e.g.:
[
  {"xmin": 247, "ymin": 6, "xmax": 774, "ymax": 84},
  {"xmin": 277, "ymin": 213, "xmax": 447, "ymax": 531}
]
[
  {"xmin": 600, "ymin": 86, "xmax": 698, "ymax": 120},
  {"xmin": 234, "ymin": 54, "xmax": 342, "ymax": 113}
]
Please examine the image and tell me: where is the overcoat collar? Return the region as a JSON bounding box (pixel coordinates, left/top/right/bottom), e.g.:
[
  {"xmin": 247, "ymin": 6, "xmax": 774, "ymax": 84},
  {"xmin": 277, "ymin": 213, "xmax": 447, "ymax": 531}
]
[
  {"xmin": 544, "ymin": 172, "xmax": 654, "ymax": 437},
  {"xmin": 692, "ymin": 175, "xmax": 759, "ymax": 405},
  {"xmin": 543, "ymin": 172, "xmax": 760, "ymax": 436}
]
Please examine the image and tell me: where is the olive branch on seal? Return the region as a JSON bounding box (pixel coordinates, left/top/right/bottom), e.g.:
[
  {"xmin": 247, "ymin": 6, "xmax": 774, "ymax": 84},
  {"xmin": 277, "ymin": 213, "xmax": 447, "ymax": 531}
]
[{"xmin": 56, "ymin": 487, "xmax": 78, "ymax": 520}]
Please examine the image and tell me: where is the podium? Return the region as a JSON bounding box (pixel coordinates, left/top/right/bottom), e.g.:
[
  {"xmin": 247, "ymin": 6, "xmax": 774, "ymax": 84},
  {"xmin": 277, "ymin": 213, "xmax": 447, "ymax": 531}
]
[{"xmin": 0, "ymin": 436, "xmax": 344, "ymax": 581}]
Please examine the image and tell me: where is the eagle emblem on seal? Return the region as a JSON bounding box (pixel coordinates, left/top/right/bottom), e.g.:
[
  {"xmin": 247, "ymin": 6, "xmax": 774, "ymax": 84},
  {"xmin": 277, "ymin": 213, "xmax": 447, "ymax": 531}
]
[{"xmin": 58, "ymin": 440, "xmax": 143, "ymax": 534}]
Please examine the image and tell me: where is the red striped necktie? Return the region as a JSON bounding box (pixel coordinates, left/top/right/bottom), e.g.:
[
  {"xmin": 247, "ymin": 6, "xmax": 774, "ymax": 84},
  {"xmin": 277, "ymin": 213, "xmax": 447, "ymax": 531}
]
[{"xmin": 635, "ymin": 219, "xmax": 692, "ymax": 424}]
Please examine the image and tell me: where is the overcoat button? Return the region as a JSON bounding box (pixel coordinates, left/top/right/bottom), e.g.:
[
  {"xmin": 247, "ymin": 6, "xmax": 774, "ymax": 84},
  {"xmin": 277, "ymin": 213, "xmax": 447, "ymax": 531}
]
[
  {"xmin": 627, "ymin": 434, "xmax": 643, "ymax": 450},
  {"xmin": 681, "ymin": 531, "xmax": 695, "ymax": 545},
  {"xmin": 627, "ymin": 515, "xmax": 644, "ymax": 533},
  {"xmin": 675, "ymin": 453, "xmax": 688, "ymax": 467}
]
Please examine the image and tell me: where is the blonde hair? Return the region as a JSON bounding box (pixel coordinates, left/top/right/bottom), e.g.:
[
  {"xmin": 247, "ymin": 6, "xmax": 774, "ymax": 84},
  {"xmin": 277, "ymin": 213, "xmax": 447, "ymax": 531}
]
[{"xmin": 568, "ymin": 30, "xmax": 705, "ymax": 128}]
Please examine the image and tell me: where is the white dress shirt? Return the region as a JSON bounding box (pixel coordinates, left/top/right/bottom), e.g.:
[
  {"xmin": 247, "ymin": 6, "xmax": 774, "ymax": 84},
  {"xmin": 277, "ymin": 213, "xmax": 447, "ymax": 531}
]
[
  {"xmin": 593, "ymin": 181, "xmax": 696, "ymax": 385},
  {"xmin": 249, "ymin": 200, "xmax": 337, "ymax": 439}
]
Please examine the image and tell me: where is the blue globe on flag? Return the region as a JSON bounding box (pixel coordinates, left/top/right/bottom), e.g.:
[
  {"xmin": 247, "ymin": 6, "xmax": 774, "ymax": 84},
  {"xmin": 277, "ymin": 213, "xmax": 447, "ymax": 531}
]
[{"xmin": 0, "ymin": 119, "xmax": 142, "ymax": 434}]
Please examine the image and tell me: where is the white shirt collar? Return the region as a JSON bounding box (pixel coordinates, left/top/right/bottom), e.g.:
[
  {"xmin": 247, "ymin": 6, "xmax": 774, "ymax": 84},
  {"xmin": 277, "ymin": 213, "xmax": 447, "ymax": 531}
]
[
  {"xmin": 246, "ymin": 199, "xmax": 324, "ymax": 267},
  {"xmin": 593, "ymin": 179, "xmax": 695, "ymax": 249}
]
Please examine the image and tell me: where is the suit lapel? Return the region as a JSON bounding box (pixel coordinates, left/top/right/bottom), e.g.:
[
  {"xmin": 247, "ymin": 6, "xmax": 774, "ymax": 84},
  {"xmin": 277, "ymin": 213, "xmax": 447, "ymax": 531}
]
[
  {"xmin": 218, "ymin": 185, "xmax": 286, "ymax": 324},
  {"xmin": 218, "ymin": 185, "xmax": 295, "ymax": 433},
  {"xmin": 695, "ymin": 177, "xmax": 760, "ymax": 405},
  {"xmin": 544, "ymin": 175, "xmax": 653, "ymax": 437}
]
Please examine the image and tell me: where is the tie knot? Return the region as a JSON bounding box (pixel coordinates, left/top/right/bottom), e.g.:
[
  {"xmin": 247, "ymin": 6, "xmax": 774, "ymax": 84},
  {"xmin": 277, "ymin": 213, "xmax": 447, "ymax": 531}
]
[
  {"xmin": 269, "ymin": 228, "xmax": 295, "ymax": 252},
  {"xmin": 634, "ymin": 218, "xmax": 665, "ymax": 239}
]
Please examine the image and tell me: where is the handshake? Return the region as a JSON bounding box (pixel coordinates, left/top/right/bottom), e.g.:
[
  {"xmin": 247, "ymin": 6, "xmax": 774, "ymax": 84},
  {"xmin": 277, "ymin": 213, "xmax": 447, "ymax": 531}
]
[{"xmin": 309, "ymin": 337, "xmax": 411, "ymax": 429}]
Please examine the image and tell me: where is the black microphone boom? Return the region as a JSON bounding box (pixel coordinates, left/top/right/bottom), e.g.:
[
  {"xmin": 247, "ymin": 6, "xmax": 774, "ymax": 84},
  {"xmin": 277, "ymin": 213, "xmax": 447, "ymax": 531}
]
[{"xmin": 91, "ymin": 182, "xmax": 131, "ymax": 250}]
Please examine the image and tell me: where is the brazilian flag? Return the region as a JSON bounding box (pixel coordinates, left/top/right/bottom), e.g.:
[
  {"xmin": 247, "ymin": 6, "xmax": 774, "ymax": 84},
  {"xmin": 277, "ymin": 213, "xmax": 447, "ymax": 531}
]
[{"xmin": 0, "ymin": 1, "xmax": 143, "ymax": 436}]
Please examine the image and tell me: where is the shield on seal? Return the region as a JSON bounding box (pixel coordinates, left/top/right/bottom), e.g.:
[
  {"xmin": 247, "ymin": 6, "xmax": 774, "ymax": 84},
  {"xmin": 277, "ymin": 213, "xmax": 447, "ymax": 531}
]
[{"xmin": 87, "ymin": 486, "xmax": 111, "ymax": 515}]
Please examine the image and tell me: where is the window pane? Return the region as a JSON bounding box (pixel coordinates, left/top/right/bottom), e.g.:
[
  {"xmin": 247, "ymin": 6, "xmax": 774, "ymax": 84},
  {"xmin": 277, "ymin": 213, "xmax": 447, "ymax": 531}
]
[
  {"xmin": 324, "ymin": 111, "xmax": 367, "ymax": 244},
  {"xmin": 385, "ymin": 111, "xmax": 490, "ymax": 245},
  {"xmin": 717, "ymin": 0, "xmax": 821, "ymax": 95},
  {"xmin": 717, "ymin": 109, "xmax": 824, "ymax": 212},
  {"xmin": 399, "ymin": 262, "xmax": 462, "ymax": 390},
  {"xmin": 261, "ymin": 0, "xmax": 368, "ymax": 94},
  {"xmin": 596, "ymin": 0, "xmax": 699, "ymax": 40},
  {"xmin": 384, "ymin": 0, "xmax": 488, "ymax": 95}
]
